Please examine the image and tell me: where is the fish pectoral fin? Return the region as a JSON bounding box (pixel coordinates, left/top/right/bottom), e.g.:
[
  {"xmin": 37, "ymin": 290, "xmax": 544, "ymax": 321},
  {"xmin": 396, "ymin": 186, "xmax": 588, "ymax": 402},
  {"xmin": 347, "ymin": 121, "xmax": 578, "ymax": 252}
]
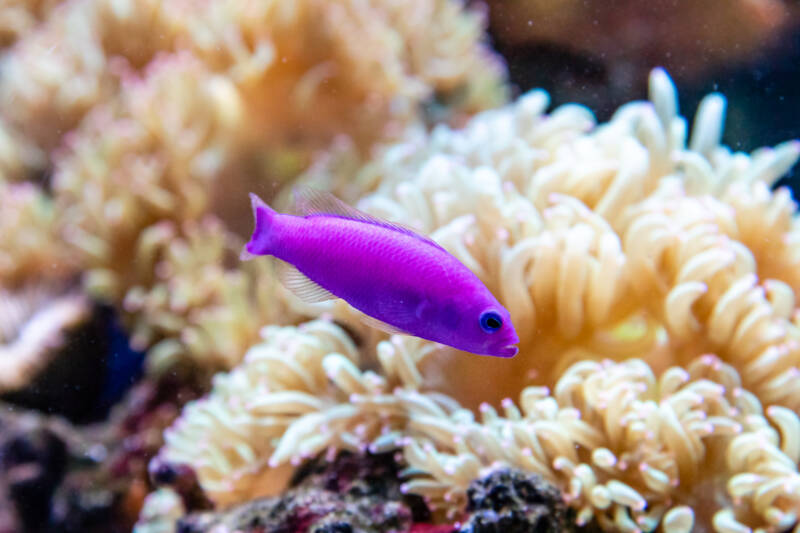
[
  {"xmin": 276, "ymin": 260, "xmax": 338, "ymax": 303},
  {"xmin": 358, "ymin": 313, "xmax": 410, "ymax": 336}
]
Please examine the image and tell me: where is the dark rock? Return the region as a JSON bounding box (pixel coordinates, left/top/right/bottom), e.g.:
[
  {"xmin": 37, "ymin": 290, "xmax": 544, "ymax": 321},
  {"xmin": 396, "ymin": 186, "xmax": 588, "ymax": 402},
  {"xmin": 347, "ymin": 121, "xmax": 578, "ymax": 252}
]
[
  {"xmin": 0, "ymin": 366, "xmax": 204, "ymax": 533},
  {"xmin": 171, "ymin": 454, "xmax": 578, "ymax": 533},
  {"xmin": 51, "ymin": 485, "xmax": 116, "ymax": 533},
  {"xmin": 177, "ymin": 452, "xmax": 416, "ymax": 533},
  {"xmin": 0, "ymin": 417, "xmax": 68, "ymax": 532},
  {"xmin": 148, "ymin": 458, "xmax": 212, "ymax": 513},
  {"xmin": 458, "ymin": 468, "xmax": 570, "ymax": 533}
]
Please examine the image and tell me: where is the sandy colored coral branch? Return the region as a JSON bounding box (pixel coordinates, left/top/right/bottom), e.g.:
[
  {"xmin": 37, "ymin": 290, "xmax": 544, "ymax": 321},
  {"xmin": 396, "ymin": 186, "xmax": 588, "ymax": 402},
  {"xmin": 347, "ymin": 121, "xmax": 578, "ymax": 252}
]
[
  {"xmin": 402, "ymin": 354, "xmax": 800, "ymax": 533},
  {"xmin": 160, "ymin": 320, "xmax": 452, "ymax": 505},
  {"xmin": 160, "ymin": 320, "xmax": 800, "ymax": 532},
  {"xmin": 0, "ymin": 0, "xmax": 505, "ymax": 182},
  {"xmin": 0, "ymin": 179, "xmax": 76, "ymax": 288},
  {"xmin": 122, "ymin": 217, "xmax": 287, "ymax": 373}
]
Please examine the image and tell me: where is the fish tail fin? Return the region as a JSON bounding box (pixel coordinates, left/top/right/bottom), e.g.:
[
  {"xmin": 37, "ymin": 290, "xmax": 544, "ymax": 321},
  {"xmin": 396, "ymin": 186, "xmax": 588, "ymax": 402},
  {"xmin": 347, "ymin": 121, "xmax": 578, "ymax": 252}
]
[{"xmin": 241, "ymin": 193, "xmax": 276, "ymax": 260}]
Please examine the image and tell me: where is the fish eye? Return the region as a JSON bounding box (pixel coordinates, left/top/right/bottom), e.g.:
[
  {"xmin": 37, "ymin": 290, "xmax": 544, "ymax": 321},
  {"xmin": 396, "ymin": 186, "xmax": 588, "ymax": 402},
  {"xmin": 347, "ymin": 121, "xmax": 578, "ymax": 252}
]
[{"xmin": 480, "ymin": 311, "xmax": 503, "ymax": 333}]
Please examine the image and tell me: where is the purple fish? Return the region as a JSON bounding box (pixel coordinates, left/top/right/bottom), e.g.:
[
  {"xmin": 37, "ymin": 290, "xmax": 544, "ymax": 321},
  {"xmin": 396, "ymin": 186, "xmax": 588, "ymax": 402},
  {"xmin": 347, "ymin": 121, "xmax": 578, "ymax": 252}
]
[{"xmin": 241, "ymin": 189, "xmax": 519, "ymax": 357}]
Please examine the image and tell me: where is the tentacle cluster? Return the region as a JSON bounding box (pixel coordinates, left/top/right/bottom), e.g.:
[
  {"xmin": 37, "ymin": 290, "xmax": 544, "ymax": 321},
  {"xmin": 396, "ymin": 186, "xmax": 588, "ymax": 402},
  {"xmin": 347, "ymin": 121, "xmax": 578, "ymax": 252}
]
[
  {"xmin": 52, "ymin": 53, "xmax": 241, "ymax": 299},
  {"xmin": 122, "ymin": 217, "xmax": 284, "ymax": 373},
  {"xmin": 402, "ymin": 354, "xmax": 800, "ymax": 533},
  {"xmin": 160, "ymin": 321, "xmax": 447, "ymax": 505},
  {"xmin": 0, "ymin": 179, "xmax": 75, "ymax": 287},
  {"xmin": 0, "ymin": 0, "xmax": 505, "ymax": 183}
]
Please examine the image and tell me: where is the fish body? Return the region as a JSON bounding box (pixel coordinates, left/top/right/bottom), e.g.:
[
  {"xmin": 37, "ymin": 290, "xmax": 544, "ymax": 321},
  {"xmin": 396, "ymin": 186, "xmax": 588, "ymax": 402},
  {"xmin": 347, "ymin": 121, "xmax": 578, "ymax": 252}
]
[{"xmin": 243, "ymin": 190, "xmax": 519, "ymax": 357}]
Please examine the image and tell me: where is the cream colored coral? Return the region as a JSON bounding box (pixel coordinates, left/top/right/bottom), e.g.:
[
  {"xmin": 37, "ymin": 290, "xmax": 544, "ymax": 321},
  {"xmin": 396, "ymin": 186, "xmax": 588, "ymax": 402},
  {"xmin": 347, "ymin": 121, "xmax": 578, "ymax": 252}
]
[
  {"xmin": 0, "ymin": 179, "xmax": 75, "ymax": 287},
  {"xmin": 160, "ymin": 318, "xmax": 800, "ymax": 532},
  {"xmin": 0, "ymin": 0, "xmax": 505, "ymax": 183},
  {"xmin": 160, "ymin": 320, "xmax": 448, "ymax": 505},
  {"xmin": 0, "ymin": 0, "xmax": 60, "ymax": 49},
  {"xmin": 720, "ymin": 180, "xmax": 800, "ymax": 294},
  {"xmin": 52, "ymin": 53, "xmax": 242, "ymax": 299},
  {"xmin": 644, "ymin": 70, "xmax": 800, "ymax": 293},
  {"xmin": 620, "ymin": 182, "xmax": 800, "ymax": 409},
  {"xmin": 0, "ymin": 0, "xmax": 178, "ymax": 173},
  {"xmin": 123, "ymin": 217, "xmax": 287, "ymax": 373},
  {"xmin": 160, "ymin": 68, "xmax": 800, "ymax": 532},
  {"xmin": 402, "ymin": 354, "xmax": 800, "ymax": 533}
]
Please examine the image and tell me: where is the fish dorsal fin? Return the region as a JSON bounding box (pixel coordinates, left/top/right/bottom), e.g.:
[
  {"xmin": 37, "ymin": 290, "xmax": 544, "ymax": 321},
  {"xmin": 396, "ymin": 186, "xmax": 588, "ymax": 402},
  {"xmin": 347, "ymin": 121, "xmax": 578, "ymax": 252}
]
[
  {"xmin": 276, "ymin": 260, "xmax": 338, "ymax": 303},
  {"xmin": 292, "ymin": 187, "xmax": 447, "ymax": 252},
  {"xmin": 358, "ymin": 313, "xmax": 410, "ymax": 336}
]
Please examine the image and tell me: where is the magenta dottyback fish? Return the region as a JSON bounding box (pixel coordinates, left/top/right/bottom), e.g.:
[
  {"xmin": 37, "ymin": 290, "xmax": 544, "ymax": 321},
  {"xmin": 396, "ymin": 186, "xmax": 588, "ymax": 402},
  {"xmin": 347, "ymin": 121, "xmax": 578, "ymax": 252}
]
[{"xmin": 241, "ymin": 189, "xmax": 519, "ymax": 357}]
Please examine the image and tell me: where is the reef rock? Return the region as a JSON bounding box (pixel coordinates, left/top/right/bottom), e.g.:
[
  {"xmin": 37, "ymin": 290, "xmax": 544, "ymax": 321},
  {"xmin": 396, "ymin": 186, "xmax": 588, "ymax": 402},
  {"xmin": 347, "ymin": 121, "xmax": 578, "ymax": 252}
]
[
  {"xmin": 176, "ymin": 452, "xmax": 419, "ymax": 533},
  {"xmin": 166, "ymin": 455, "xmax": 573, "ymax": 533},
  {"xmin": 458, "ymin": 468, "xmax": 570, "ymax": 533},
  {"xmin": 0, "ymin": 368, "xmax": 203, "ymax": 533}
]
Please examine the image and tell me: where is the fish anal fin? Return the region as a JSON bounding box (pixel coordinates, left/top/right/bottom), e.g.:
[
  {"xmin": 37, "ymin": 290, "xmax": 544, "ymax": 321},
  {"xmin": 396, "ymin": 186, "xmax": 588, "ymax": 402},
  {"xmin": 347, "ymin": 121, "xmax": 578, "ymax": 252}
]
[
  {"xmin": 292, "ymin": 187, "xmax": 447, "ymax": 252},
  {"xmin": 276, "ymin": 260, "xmax": 338, "ymax": 303},
  {"xmin": 358, "ymin": 313, "xmax": 409, "ymax": 336}
]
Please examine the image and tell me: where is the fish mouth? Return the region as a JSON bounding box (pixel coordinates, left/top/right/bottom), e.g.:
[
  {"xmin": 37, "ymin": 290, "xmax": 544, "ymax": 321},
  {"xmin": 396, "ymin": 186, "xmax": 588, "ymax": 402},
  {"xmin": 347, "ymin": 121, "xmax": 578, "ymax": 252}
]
[{"xmin": 496, "ymin": 345, "xmax": 518, "ymax": 358}]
